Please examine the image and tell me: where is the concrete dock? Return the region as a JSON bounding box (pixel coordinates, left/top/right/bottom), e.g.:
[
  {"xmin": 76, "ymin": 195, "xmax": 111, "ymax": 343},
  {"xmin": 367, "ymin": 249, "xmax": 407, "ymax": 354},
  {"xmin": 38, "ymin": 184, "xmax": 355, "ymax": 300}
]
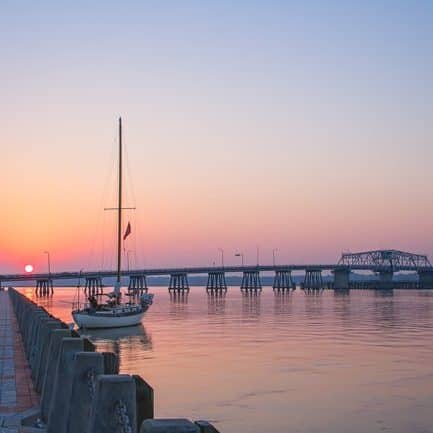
[
  {"xmin": 0, "ymin": 292, "xmax": 39, "ymax": 432},
  {"xmin": 1, "ymin": 289, "xmax": 220, "ymax": 433}
]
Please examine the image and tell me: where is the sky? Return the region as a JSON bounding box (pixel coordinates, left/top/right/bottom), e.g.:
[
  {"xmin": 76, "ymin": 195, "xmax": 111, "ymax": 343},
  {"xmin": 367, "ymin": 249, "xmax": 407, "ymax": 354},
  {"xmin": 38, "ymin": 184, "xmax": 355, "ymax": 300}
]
[{"xmin": 1, "ymin": 0, "xmax": 433, "ymax": 273}]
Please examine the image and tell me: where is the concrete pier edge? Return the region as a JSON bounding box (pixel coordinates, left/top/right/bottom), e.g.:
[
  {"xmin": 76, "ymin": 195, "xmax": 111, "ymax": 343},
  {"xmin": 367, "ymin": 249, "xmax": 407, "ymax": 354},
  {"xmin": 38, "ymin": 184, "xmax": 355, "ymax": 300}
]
[{"xmin": 4, "ymin": 288, "xmax": 221, "ymax": 433}]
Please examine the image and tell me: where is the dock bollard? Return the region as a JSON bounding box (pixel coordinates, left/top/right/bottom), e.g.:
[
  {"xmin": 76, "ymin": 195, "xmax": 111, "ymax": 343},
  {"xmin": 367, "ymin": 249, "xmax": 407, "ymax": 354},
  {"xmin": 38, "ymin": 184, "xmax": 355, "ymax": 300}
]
[
  {"xmin": 133, "ymin": 374, "xmax": 154, "ymax": 429},
  {"xmin": 65, "ymin": 352, "xmax": 105, "ymax": 433},
  {"xmin": 24, "ymin": 309, "xmax": 46, "ymax": 354},
  {"xmin": 29, "ymin": 317, "xmax": 58, "ymax": 375},
  {"xmin": 27, "ymin": 313, "xmax": 51, "ymax": 368},
  {"xmin": 34, "ymin": 322, "xmax": 63, "ymax": 392},
  {"xmin": 87, "ymin": 374, "xmax": 137, "ymax": 433},
  {"xmin": 102, "ymin": 351, "xmax": 120, "ymax": 374},
  {"xmin": 40, "ymin": 329, "xmax": 72, "ymax": 421},
  {"xmin": 47, "ymin": 337, "xmax": 85, "ymax": 433}
]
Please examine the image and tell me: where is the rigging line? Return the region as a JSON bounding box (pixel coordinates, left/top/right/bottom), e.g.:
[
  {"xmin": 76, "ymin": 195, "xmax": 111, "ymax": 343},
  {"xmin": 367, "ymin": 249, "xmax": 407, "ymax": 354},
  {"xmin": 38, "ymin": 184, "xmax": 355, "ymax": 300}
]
[
  {"xmin": 123, "ymin": 132, "xmax": 137, "ymax": 208},
  {"xmin": 101, "ymin": 130, "xmax": 120, "ymax": 271},
  {"xmin": 89, "ymin": 130, "xmax": 117, "ymax": 271},
  {"xmin": 101, "ymin": 210, "xmax": 106, "ymax": 270},
  {"xmin": 133, "ymin": 210, "xmax": 139, "ymax": 269},
  {"xmin": 123, "ymin": 123, "xmax": 142, "ymax": 269}
]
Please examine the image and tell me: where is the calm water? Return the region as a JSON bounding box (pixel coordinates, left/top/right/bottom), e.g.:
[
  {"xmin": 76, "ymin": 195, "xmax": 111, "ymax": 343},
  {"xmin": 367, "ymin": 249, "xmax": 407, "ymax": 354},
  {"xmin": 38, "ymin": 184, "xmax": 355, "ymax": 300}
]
[{"xmin": 21, "ymin": 287, "xmax": 433, "ymax": 433}]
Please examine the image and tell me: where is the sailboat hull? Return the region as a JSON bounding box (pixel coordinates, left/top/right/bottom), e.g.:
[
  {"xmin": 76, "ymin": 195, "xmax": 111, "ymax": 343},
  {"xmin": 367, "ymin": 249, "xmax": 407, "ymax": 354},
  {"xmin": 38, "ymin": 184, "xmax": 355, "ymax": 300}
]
[{"xmin": 72, "ymin": 309, "xmax": 146, "ymax": 329}]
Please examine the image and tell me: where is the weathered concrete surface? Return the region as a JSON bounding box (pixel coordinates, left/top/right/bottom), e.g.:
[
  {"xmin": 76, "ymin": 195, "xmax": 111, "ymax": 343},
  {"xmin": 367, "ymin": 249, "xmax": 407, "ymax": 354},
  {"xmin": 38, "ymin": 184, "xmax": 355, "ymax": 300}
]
[
  {"xmin": 88, "ymin": 375, "xmax": 137, "ymax": 433},
  {"xmin": 65, "ymin": 352, "xmax": 104, "ymax": 433},
  {"xmin": 40, "ymin": 329, "xmax": 71, "ymax": 421},
  {"xmin": 102, "ymin": 351, "xmax": 120, "ymax": 374},
  {"xmin": 133, "ymin": 374, "xmax": 154, "ymax": 430},
  {"xmin": 29, "ymin": 316, "xmax": 59, "ymax": 377},
  {"xmin": 34, "ymin": 322, "xmax": 62, "ymax": 393},
  {"xmin": 47, "ymin": 338, "xmax": 84, "ymax": 433},
  {"xmin": 23, "ymin": 309, "xmax": 45, "ymax": 357}
]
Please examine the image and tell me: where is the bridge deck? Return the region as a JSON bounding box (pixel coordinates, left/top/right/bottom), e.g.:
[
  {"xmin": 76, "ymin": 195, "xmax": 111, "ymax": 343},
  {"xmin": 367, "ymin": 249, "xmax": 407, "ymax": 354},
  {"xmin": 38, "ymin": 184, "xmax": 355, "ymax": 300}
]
[{"xmin": 2, "ymin": 262, "xmax": 433, "ymax": 283}]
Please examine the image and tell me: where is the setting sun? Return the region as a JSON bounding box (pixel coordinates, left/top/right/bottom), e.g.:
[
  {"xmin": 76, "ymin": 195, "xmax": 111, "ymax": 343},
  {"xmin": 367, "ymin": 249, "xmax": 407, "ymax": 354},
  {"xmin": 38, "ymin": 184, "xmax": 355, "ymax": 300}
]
[{"xmin": 24, "ymin": 264, "xmax": 34, "ymax": 273}]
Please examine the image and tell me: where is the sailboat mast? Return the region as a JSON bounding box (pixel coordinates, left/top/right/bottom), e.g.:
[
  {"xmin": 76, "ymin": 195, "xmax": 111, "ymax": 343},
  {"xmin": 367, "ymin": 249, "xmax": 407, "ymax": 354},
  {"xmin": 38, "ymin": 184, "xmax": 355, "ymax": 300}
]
[{"xmin": 117, "ymin": 117, "xmax": 122, "ymax": 284}]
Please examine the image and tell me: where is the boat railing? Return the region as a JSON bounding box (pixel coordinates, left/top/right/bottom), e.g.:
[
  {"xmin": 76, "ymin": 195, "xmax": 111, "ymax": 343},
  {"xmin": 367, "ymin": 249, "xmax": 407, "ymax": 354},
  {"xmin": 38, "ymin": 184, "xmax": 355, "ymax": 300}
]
[{"xmin": 72, "ymin": 299, "xmax": 91, "ymax": 311}]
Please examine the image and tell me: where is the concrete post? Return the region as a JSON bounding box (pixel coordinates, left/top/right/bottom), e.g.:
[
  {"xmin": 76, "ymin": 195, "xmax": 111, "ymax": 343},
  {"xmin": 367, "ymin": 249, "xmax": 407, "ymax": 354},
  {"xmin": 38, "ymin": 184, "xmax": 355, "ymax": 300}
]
[
  {"xmin": 34, "ymin": 322, "xmax": 63, "ymax": 392},
  {"xmin": 65, "ymin": 352, "xmax": 105, "ymax": 433},
  {"xmin": 24, "ymin": 309, "xmax": 47, "ymax": 356},
  {"xmin": 206, "ymin": 272, "xmax": 227, "ymax": 292},
  {"xmin": 129, "ymin": 275, "xmax": 148, "ymax": 294},
  {"xmin": 418, "ymin": 270, "xmax": 433, "ymax": 289},
  {"xmin": 30, "ymin": 318, "xmax": 59, "ymax": 377},
  {"xmin": 83, "ymin": 336, "xmax": 96, "ymax": 352},
  {"xmin": 133, "ymin": 375, "xmax": 154, "ymax": 430},
  {"xmin": 102, "ymin": 351, "xmax": 120, "ymax": 374},
  {"xmin": 140, "ymin": 419, "xmax": 199, "ymax": 433},
  {"xmin": 40, "ymin": 329, "xmax": 72, "ymax": 421},
  {"xmin": 240, "ymin": 271, "xmax": 262, "ymax": 291},
  {"xmin": 272, "ymin": 270, "xmax": 294, "ymax": 291},
  {"xmin": 88, "ymin": 375, "xmax": 137, "ymax": 433},
  {"xmin": 333, "ymin": 268, "xmax": 350, "ymax": 290},
  {"xmin": 379, "ymin": 270, "xmax": 393, "ymax": 289},
  {"xmin": 47, "ymin": 337, "xmax": 84, "ymax": 433}
]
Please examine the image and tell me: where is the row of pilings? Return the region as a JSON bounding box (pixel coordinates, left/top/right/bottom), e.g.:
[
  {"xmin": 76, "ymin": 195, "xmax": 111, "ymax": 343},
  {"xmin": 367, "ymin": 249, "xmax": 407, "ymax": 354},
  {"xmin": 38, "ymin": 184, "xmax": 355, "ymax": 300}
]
[
  {"xmin": 7, "ymin": 288, "xmax": 220, "ymax": 433},
  {"xmin": 29, "ymin": 268, "xmax": 431, "ymax": 298}
]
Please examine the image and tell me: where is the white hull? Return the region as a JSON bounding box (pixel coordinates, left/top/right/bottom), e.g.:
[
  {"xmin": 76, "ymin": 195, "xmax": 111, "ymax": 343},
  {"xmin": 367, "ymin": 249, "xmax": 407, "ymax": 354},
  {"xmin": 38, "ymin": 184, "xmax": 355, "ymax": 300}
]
[{"xmin": 72, "ymin": 310, "xmax": 145, "ymax": 329}]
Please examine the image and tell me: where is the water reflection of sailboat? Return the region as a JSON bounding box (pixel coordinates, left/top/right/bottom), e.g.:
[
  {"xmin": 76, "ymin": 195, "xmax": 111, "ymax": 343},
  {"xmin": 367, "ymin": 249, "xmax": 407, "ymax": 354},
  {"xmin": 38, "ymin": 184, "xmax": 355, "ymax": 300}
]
[{"xmin": 79, "ymin": 323, "xmax": 152, "ymax": 355}]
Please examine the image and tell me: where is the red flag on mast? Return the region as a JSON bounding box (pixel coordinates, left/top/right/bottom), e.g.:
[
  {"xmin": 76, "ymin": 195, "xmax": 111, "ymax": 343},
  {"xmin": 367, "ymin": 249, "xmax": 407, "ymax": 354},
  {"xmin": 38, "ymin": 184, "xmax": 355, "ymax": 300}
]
[{"xmin": 123, "ymin": 222, "xmax": 131, "ymax": 240}]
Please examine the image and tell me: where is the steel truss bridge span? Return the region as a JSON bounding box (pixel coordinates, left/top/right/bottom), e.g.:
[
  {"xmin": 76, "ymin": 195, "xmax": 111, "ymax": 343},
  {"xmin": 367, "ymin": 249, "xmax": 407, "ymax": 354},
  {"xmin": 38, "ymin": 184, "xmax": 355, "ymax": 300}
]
[{"xmin": 339, "ymin": 249, "xmax": 431, "ymax": 269}]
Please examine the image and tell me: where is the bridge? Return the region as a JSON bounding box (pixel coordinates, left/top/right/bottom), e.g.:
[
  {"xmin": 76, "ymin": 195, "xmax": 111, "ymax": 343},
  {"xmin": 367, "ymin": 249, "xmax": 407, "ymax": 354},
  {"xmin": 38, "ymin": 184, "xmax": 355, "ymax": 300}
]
[{"xmin": 1, "ymin": 249, "xmax": 433, "ymax": 293}]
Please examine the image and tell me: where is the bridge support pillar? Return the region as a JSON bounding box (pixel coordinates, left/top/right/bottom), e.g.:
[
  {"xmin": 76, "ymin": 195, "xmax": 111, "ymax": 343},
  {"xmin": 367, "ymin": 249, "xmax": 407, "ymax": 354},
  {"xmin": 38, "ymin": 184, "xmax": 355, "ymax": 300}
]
[
  {"xmin": 36, "ymin": 279, "xmax": 53, "ymax": 296},
  {"xmin": 302, "ymin": 269, "xmax": 323, "ymax": 290},
  {"xmin": 128, "ymin": 275, "xmax": 148, "ymax": 294},
  {"xmin": 206, "ymin": 271, "xmax": 227, "ymax": 292},
  {"xmin": 241, "ymin": 271, "xmax": 262, "ymax": 291},
  {"xmin": 378, "ymin": 270, "xmax": 393, "ymax": 289},
  {"xmin": 418, "ymin": 270, "xmax": 433, "ymax": 289},
  {"xmin": 333, "ymin": 268, "xmax": 350, "ymax": 290},
  {"xmin": 168, "ymin": 273, "xmax": 189, "ymax": 292},
  {"xmin": 272, "ymin": 270, "xmax": 295, "ymax": 291},
  {"xmin": 85, "ymin": 277, "xmax": 104, "ymax": 295}
]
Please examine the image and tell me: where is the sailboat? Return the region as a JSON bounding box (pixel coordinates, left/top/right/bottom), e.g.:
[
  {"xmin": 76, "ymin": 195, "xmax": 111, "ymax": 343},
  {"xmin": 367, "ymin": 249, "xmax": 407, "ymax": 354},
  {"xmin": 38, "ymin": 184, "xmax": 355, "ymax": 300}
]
[{"xmin": 72, "ymin": 118, "xmax": 154, "ymax": 329}]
